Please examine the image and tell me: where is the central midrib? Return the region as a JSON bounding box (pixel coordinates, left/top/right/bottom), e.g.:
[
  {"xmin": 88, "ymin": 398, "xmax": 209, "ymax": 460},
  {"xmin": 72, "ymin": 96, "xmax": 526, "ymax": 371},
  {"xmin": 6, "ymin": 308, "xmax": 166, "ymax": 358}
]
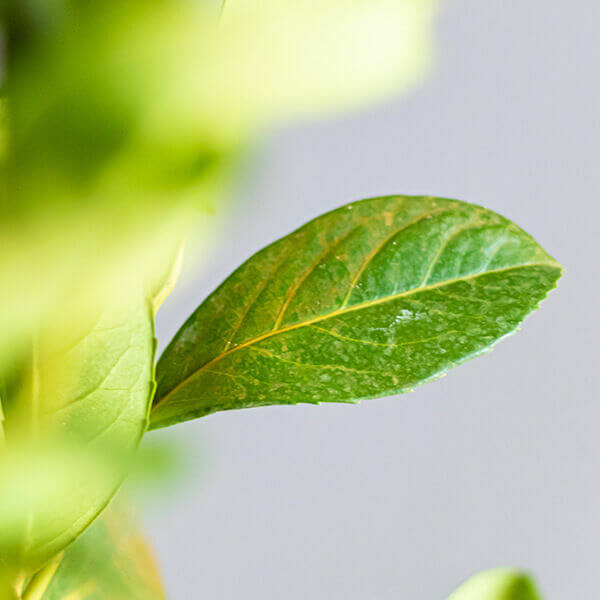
[{"xmin": 152, "ymin": 262, "xmax": 555, "ymax": 410}]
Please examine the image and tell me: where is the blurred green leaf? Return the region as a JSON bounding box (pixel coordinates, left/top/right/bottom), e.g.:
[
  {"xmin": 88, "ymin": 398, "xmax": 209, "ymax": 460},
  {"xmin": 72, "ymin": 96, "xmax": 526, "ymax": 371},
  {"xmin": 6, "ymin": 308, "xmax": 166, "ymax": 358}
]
[
  {"xmin": 447, "ymin": 569, "xmax": 543, "ymax": 600},
  {"xmin": 43, "ymin": 501, "xmax": 165, "ymax": 600},
  {"xmin": 163, "ymin": 0, "xmax": 439, "ymax": 137},
  {"xmin": 0, "ymin": 292, "xmax": 156, "ymax": 573},
  {"xmin": 124, "ymin": 435, "xmax": 189, "ymax": 498},
  {"xmin": 151, "ymin": 195, "xmax": 562, "ymax": 428}
]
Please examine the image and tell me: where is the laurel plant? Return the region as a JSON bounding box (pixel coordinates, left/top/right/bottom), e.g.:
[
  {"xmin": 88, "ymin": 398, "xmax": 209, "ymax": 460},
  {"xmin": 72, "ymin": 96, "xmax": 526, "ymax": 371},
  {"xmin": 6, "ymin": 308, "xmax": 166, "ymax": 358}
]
[{"xmin": 0, "ymin": 2, "xmax": 561, "ymax": 599}]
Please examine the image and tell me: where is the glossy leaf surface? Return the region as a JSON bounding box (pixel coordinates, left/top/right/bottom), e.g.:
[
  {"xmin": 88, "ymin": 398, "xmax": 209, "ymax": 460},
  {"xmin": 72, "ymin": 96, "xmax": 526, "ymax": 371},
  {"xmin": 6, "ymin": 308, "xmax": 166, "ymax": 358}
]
[
  {"xmin": 0, "ymin": 294, "xmax": 156, "ymax": 572},
  {"xmin": 447, "ymin": 569, "xmax": 542, "ymax": 600},
  {"xmin": 151, "ymin": 195, "xmax": 562, "ymax": 429},
  {"xmin": 44, "ymin": 502, "xmax": 165, "ymax": 600}
]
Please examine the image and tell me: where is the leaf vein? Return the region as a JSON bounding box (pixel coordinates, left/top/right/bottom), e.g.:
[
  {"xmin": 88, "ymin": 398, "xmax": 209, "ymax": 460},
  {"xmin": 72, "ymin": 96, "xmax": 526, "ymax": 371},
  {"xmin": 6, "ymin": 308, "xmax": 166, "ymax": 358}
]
[
  {"xmin": 249, "ymin": 346, "xmax": 400, "ymax": 379},
  {"xmin": 340, "ymin": 206, "xmax": 451, "ymax": 308},
  {"xmin": 272, "ymin": 219, "xmax": 370, "ymax": 330},
  {"xmin": 419, "ymin": 220, "xmax": 480, "ymax": 287},
  {"xmin": 43, "ymin": 344, "xmax": 135, "ymax": 416},
  {"xmin": 222, "ymin": 248, "xmax": 293, "ymax": 352},
  {"xmin": 152, "ymin": 262, "xmax": 557, "ymax": 410}
]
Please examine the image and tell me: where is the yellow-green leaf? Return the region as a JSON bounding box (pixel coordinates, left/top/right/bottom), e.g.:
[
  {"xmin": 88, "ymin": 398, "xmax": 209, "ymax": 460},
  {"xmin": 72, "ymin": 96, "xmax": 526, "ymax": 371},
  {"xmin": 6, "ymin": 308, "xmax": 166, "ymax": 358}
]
[
  {"xmin": 43, "ymin": 502, "xmax": 165, "ymax": 600},
  {"xmin": 0, "ymin": 293, "xmax": 156, "ymax": 572},
  {"xmin": 447, "ymin": 569, "xmax": 543, "ymax": 600}
]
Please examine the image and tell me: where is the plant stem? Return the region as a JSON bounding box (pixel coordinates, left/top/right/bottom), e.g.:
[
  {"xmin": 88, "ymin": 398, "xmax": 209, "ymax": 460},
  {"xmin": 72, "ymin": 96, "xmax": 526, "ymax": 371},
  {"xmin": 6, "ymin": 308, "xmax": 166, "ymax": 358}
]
[{"xmin": 21, "ymin": 553, "xmax": 63, "ymax": 600}]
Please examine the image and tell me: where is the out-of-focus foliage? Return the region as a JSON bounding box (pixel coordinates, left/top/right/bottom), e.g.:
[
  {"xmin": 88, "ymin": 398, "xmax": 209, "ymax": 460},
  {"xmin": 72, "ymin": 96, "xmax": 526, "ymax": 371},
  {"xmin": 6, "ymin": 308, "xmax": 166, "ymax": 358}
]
[
  {"xmin": 43, "ymin": 501, "xmax": 165, "ymax": 600},
  {"xmin": 0, "ymin": 0, "xmax": 438, "ymax": 369},
  {"xmin": 187, "ymin": 0, "xmax": 438, "ymax": 135},
  {"xmin": 447, "ymin": 569, "xmax": 543, "ymax": 600},
  {"xmin": 124, "ymin": 435, "xmax": 190, "ymax": 500},
  {"xmin": 0, "ymin": 442, "xmax": 117, "ymax": 597},
  {"xmin": 0, "ymin": 291, "xmax": 156, "ymax": 573},
  {"xmin": 0, "ymin": 248, "xmax": 184, "ymax": 576}
]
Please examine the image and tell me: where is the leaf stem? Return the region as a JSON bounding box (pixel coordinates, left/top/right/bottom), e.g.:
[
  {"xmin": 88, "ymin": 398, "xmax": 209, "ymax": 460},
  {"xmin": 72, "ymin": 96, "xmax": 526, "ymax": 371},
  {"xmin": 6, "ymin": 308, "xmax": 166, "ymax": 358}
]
[{"xmin": 21, "ymin": 552, "xmax": 63, "ymax": 600}]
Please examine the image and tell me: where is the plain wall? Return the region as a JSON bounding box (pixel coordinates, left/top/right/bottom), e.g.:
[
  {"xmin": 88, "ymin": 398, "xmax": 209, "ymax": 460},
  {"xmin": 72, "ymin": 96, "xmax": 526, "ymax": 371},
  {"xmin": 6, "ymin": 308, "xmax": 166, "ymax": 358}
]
[{"xmin": 148, "ymin": 1, "xmax": 599, "ymax": 598}]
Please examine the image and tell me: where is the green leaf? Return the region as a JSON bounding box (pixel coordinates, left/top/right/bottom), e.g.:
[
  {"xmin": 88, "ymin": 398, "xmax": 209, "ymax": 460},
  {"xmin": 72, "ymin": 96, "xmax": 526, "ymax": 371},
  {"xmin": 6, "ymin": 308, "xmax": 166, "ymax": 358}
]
[
  {"xmin": 43, "ymin": 501, "xmax": 165, "ymax": 600},
  {"xmin": 0, "ymin": 293, "xmax": 156, "ymax": 572},
  {"xmin": 151, "ymin": 195, "xmax": 562, "ymax": 429},
  {"xmin": 447, "ymin": 569, "xmax": 543, "ymax": 600}
]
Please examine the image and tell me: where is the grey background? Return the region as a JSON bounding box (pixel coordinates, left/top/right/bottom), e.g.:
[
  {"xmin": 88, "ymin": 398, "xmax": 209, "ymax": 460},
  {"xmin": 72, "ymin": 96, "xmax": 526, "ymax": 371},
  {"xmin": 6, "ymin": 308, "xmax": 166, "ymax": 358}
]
[{"xmin": 147, "ymin": 1, "xmax": 599, "ymax": 598}]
